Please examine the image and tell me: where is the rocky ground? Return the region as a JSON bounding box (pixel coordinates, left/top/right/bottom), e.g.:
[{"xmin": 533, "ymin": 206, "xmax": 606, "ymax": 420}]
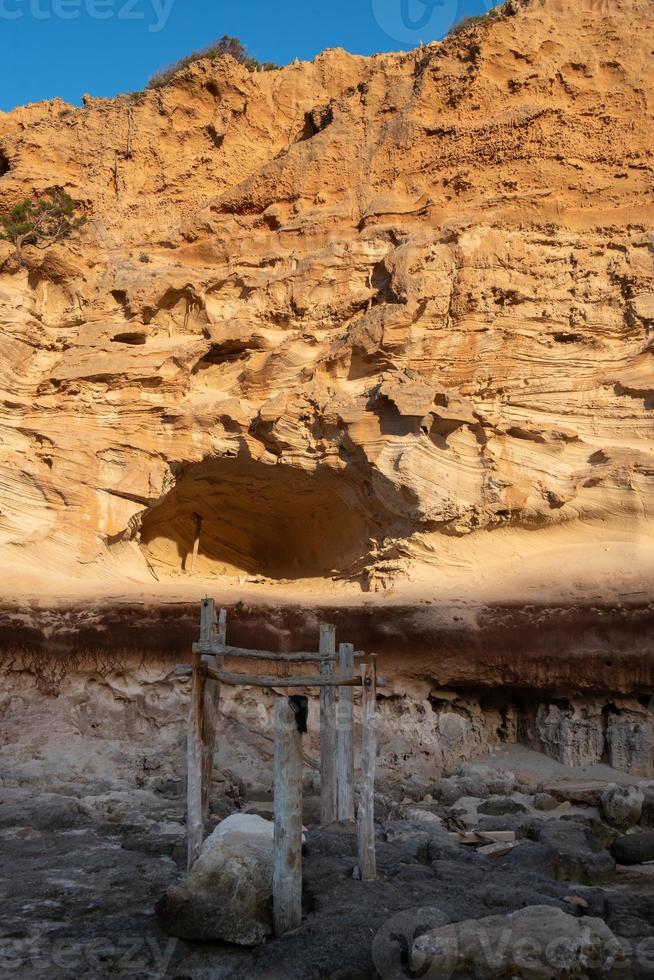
[
  {"xmin": 2, "ymin": 745, "xmax": 654, "ymax": 980},
  {"xmin": 1, "ymin": 0, "xmax": 652, "ymax": 973},
  {"xmin": 0, "ymin": 0, "xmax": 653, "ymax": 608}
]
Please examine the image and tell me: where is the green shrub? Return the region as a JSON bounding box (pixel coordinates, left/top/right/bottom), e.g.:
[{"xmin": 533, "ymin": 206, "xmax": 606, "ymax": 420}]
[
  {"xmin": 147, "ymin": 34, "xmax": 278, "ymax": 90},
  {"xmin": 0, "ymin": 187, "xmax": 84, "ymax": 261},
  {"xmin": 448, "ymin": 7, "xmax": 501, "ymax": 36}
]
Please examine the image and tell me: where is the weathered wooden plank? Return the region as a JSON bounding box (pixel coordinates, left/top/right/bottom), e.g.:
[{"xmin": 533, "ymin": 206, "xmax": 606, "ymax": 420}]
[
  {"xmin": 204, "ymin": 665, "xmax": 380, "ymax": 689},
  {"xmin": 357, "ymin": 655, "xmax": 377, "ymax": 881},
  {"xmin": 193, "ymin": 642, "xmax": 322, "ymax": 662},
  {"xmin": 179, "ymin": 661, "xmax": 385, "ymax": 688},
  {"xmin": 319, "ymin": 624, "xmax": 337, "ymax": 826},
  {"xmin": 273, "ymin": 697, "xmax": 303, "ymax": 937},
  {"xmin": 193, "ymin": 641, "xmax": 366, "ymax": 663},
  {"xmin": 337, "ymin": 642, "xmax": 355, "ymax": 824}
]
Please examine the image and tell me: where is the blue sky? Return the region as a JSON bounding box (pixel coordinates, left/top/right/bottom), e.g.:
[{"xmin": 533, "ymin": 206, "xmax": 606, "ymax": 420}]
[{"xmin": 0, "ymin": 0, "xmax": 495, "ymax": 112}]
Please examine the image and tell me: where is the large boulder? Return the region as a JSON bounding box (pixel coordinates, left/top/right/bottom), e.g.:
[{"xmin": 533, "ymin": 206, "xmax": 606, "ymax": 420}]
[
  {"xmin": 611, "ymin": 831, "xmax": 654, "ymax": 865},
  {"xmin": 413, "ymin": 905, "xmax": 627, "ymax": 978},
  {"xmin": 524, "ymin": 819, "xmax": 616, "ymax": 885},
  {"xmin": 638, "ymin": 783, "xmax": 654, "ymax": 827},
  {"xmin": 456, "ymin": 764, "xmax": 518, "ymax": 796},
  {"xmin": 156, "ymin": 813, "xmax": 274, "ymax": 945},
  {"xmin": 429, "ymin": 775, "xmax": 487, "ymax": 806},
  {"xmin": 533, "ymin": 792, "xmax": 559, "ymax": 812},
  {"xmin": 478, "ymin": 796, "xmax": 528, "ymax": 816},
  {"xmin": 383, "ymin": 821, "xmax": 432, "ymax": 862},
  {"xmin": 535, "ymin": 703, "xmax": 604, "ymax": 767},
  {"xmin": 600, "ymin": 783, "xmax": 644, "ymax": 830},
  {"xmin": 0, "ymin": 792, "xmax": 84, "ymax": 831},
  {"xmin": 606, "ymin": 713, "xmax": 654, "ymax": 778}
]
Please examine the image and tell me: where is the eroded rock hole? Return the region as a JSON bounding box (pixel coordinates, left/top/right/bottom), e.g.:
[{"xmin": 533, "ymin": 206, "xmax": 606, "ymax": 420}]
[
  {"xmin": 192, "ymin": 339, "xmax": 261, "ymax": 372},
  {"xmin": 139, "ymin": 456, "xmax": 372, "ymax": 579},
  {"xmin": 206, "ymin": 124, "xmax": 225, "ymax": 148},
  {"xmin": 0, "ymin": 149, "xmax": 11, "ymax": 176},
  {"xmin": 300, "ymin": 105, "xmax": 333, "ymax": 141},
  {"xmin": 111, "ymin": 332, "xmax": 147, "ymax": 345}
]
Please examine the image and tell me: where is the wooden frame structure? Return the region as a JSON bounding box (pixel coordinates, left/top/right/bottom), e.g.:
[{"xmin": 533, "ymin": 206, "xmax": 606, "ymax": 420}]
[{"xmin": 178, "ymin": 598, "xmax": 380, "ymax": 936}]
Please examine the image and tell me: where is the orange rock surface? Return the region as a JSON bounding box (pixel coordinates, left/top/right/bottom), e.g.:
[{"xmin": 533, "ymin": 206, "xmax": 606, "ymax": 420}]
[{"xmin": 0, "ymin": 0, "xmax": 652, "ymax": 603}]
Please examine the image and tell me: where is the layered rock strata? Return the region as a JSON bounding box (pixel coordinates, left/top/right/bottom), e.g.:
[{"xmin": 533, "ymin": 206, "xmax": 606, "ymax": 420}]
[{"xmin": 0, "ymin": 0, "xmax": 651, "ymax": 604}]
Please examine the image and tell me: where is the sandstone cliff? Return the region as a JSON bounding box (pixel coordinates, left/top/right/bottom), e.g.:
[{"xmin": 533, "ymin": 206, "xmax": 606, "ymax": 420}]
[{"xmin": 0, "ymin": 0, "xmax": 652, "ymax": 606}]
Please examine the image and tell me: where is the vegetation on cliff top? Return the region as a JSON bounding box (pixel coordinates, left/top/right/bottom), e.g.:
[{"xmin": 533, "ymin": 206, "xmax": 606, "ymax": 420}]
[
  {"xmin": 448, "ymin": 6, "xmax": 503, "ymax": 36},
  {"xmin": 147, "ymin": 34, "xmax": 278, "ymax": 90}
]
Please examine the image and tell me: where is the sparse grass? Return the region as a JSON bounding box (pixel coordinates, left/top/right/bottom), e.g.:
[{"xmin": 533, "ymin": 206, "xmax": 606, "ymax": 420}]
[
  {"xmin": 147, "ymin": 34, "xmax": 278, "ymax": 90},
  {"xmin": 448, "ymin": 7, "xmax": 502, "ymax": 36}
]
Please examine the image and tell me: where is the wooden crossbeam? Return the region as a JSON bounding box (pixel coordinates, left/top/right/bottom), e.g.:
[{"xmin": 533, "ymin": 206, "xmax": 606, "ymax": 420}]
[
  {"xmin": 202, "ymin": 665, "xmax": 383, "ymax": 689},
  {"xmin": 176, "ymin": 662, "xmax": 385, "ymax": 688},
  {"xmin": 193, "ymin": 640, "xmax": 365, "ymax": 663}
]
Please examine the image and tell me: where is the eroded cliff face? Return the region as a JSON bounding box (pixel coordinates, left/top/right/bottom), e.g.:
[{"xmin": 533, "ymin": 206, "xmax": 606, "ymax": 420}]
[{"xmin": 0, "ymin": 0, "xmax": 652, "ymax": 609}]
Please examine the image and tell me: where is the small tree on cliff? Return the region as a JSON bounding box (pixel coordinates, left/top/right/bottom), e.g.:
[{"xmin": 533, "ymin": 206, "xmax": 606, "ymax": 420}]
[{"xmin": 0, "ymin": 187, "xmax": 84, "ymax": 263}]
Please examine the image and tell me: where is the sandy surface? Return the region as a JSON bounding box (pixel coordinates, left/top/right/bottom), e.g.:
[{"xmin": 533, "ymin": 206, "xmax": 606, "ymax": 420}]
[
  {"xmin": 469, "ymin": 745, "xmax": 643, "ymax": 787},
  {"xmin": 1, "ymin": 520, "xmax": 652, "ymax": 608}
]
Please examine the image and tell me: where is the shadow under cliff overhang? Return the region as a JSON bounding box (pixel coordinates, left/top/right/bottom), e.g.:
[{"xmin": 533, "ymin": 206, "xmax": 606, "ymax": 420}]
[{"xmin": 138, "ymin": 454, "xmax": 379, "ymax": 580}]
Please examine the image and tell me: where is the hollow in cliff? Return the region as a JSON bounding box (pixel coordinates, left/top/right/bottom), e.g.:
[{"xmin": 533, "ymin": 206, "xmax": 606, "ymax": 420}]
[{"xmin": 139, "ymin": 456, "xmax": 373, "ymax": 580}]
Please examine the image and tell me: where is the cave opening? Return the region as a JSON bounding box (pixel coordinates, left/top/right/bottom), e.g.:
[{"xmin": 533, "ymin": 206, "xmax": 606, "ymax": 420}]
[{"xmin": 139, "ymin": 456, "xmax": 373, "ymax": 580}]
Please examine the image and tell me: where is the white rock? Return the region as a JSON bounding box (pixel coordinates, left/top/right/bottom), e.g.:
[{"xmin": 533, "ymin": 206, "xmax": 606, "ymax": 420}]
[
  {"xmin": 600, "ymin": 783, "xmax": 644, "ymax": 830},
  {"xmin": 157, "ymin": 814, "xmax": 275, "ymax": 945},
  {"xmin": 202, "ymin": 812, "xmax": 274, "ymax": 850}
]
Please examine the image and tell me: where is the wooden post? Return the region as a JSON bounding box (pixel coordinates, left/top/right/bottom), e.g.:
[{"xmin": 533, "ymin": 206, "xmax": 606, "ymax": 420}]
[
  {"xmin": 187, "ymin": 599, "xmax": 224, "ymax": 869},
  {"xmin": 319, "ymin": 623, "xmax": 337, "ymax": 825},
  {"xmin": 201, "ymin": 604, "xmax": 225, "ymax": 820},
  {"xmin": 186, "ymin": 639, "xmax": 206, "ymax": 870},
  {"xmin": 188, "ymin": 513, "xmax": 203, "ymax": 575},
  {"xmin": 273, "ymin": 697, "xmax": 303, "ymax": 937},
  {"xmin": 337, "ymin": 642, "xmax": 355, "ymax": 824},
  {"xmin": 357, "ymin": 655, "xmax": 377, "ymax": 881}
]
